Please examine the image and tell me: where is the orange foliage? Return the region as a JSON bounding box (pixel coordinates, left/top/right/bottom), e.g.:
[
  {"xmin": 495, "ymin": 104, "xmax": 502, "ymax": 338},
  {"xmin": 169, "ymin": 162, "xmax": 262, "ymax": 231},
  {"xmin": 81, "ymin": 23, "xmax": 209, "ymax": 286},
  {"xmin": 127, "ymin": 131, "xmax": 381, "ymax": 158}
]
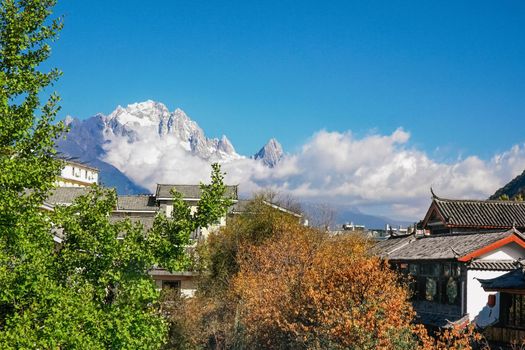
[
  {"xmin": 415, "ymin": 324, "xmax": 489, "ymax": 350},
  {"xmin": 163, "ymin": 201, "xmax": 490, "ymax": 349},
  {"xmin": 232, "ymin": 224, "xmax": 418, "ymax": 349}
]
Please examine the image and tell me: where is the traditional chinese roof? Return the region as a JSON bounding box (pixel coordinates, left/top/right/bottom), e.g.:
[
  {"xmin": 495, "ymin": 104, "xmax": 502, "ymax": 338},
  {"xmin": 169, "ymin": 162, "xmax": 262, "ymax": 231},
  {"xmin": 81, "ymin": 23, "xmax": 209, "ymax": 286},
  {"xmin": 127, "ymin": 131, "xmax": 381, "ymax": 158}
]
[
  {"xmin": 116, "ymin": 195, "xmax": 158, "ymax": 212},
  {"xmin": 423, "ymin": 195, "xmax": 525, "ymax": 229},
  {"xmin": 44, "ymin": 187, "xmax": 90, "ymax": 206},
  {"xmin": 155, "ymin": 184, "xmax": 238, "ymax": 200},
  {"xmin": 375, "ymin": 228, "xmax": 525, "ymax": 261},
  {"xmin": 467, "ymin": 259, "xmax": 518, "ymax": 271},
  {"xmin": 148, "ymin": 268, "xmax": 198, "ymax": 277},
  {"xmin": 478, "ymin": 267, "xmax": 525, "ymax": 292},
  {"xmin": 373, "ymin": 234, "xmax": 415, "ymax": 257},
  {"xmin": 109, "ymin": 216, "xmax": 156, "ymax": 231}
]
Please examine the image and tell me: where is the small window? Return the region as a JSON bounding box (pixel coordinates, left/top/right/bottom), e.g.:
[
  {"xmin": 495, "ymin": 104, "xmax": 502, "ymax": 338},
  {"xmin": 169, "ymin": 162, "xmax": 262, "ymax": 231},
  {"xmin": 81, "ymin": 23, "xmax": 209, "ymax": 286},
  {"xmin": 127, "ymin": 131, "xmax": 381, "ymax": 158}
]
[
  {"xmin": 406, "ymin": 262, "xmax": 461, "ymax": 306},
  {"xmin": 420, "ymin": 263, "xmax": 440, "ymax": 277},
  {"xmin": 163, "ymin": 280, "xmax": 181, "ymax": 289}
]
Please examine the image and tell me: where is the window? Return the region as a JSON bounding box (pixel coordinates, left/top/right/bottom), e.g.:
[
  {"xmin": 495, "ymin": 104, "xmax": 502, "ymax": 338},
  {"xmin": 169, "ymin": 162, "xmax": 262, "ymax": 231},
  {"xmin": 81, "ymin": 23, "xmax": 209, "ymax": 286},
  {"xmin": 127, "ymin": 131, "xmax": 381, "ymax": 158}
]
[
  {"xmin": 398, "ymin": 261, "xmax": 462, "ymax": 306},
  {"xmin": 163, "ymin": 280, "xmax": 181, "ymax": 289},
  {"xmin": 190, "ymin": 228, "xmax": 202, "ymax": 240},
  {"xmin": 501, "ymin": 293, "xmax": 525, "ymax": 328}
]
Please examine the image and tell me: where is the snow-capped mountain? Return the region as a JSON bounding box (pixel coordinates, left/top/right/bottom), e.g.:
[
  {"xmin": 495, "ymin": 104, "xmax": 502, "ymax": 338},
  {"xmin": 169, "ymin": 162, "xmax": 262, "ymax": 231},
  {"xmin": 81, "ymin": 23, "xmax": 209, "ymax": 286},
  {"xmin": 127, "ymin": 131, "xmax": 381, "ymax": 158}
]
[
  {"xmin": 57, "ymin": 100, "xmax": 282, "ymax": 194},
  {"xmin": 253, "ymin": 138, "xmax": 283, "ymax": 168},
  {"xmin": 103, "ymin": 100, "xmax": 240, "ymax": 161}
]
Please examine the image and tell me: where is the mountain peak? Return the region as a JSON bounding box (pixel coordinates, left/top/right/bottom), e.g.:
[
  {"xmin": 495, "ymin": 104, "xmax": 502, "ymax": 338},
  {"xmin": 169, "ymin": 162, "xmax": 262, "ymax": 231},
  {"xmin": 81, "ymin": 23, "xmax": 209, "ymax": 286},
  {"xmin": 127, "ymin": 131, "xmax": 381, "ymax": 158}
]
[
  {"xmin": 64, "ymin": 115, "xmax": 75, "ymax": 126},
  {"xmin": 254, "ymin": 138, "xmax": 283, "ymax": 167},
  {"xmin": 218, "ymin": 135, "xmax": 236, "ymax": 154},
  {"xmin": 106, "ymin": 100, "xmax": 170, "ymax": 130}
]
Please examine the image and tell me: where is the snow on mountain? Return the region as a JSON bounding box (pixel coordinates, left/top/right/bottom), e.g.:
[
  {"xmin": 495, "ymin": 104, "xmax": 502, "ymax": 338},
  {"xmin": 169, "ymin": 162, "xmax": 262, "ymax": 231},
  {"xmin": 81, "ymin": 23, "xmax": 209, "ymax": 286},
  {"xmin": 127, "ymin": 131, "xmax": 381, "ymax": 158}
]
[
  {"xmin": 253, "ymin": 138, "xmax": 284, "ymax": 168},
  {"xmin": 101, "ymin": 100, "xmax": 241, "ymax": 161},
  {"xmin": 56, "ymin": 100, "xmax": 278, "ymax": 193}
]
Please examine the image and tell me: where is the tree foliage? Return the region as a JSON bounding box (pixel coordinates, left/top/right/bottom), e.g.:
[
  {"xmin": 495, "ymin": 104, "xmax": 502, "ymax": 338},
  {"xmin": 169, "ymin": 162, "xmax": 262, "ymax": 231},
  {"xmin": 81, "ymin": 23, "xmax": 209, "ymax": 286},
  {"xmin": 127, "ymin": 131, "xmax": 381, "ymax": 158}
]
[
  {"xmin": 0, "ymin": 0, "xmax": 66, "ymax": 347},
  {"xmin": 0, "ymin": 1, "xmax": 232, "ymax": 347},
  {"xmin": 161, "ymin": 195, "xmax": 305, "ymax": 349},
  {"xmin": 232, "ymin": 228, "xmax": 417, "ymax": 349},
  {"xmin": 151, "ymin": 163, "xmax": 232, "ymax": 272},
  {"xmin": 163, "ymin": 200, "xmax": 489, "ymax": 350}
]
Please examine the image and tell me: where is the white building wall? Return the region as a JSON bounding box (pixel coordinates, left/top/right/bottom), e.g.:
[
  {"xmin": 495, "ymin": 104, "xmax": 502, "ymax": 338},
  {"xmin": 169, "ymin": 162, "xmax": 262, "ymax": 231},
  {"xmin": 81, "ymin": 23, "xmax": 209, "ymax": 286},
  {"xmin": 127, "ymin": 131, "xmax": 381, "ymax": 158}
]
[
  {"xmin": 479, "ymin": 242, "xmax": 524, "ymax": 260},
  {"xmin": 466, "ymin": 269, "xmax": 504, "ymax": 325},
  {"xmin": 466, "ymin": 242, "xmax": 525, "ymax": 325},
  {"xmin": 59, "ymin": 163, "xmax": 99, "ymax": 187}
]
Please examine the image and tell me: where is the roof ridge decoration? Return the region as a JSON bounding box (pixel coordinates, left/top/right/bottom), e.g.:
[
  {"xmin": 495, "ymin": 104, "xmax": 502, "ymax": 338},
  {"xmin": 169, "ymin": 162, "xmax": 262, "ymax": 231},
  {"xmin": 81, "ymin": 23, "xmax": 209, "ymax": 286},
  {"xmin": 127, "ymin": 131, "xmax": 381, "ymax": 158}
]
[
  {"xmin": 434, "ymin": 196, "xmax": 525, "ymax": 204},
  {"xmin": 450, "ymin": 246, "xmax": 461, "ymax": 258},
  {"xmin": 430, "ymin": 186, "xmax": 439, "ymax": 200}
]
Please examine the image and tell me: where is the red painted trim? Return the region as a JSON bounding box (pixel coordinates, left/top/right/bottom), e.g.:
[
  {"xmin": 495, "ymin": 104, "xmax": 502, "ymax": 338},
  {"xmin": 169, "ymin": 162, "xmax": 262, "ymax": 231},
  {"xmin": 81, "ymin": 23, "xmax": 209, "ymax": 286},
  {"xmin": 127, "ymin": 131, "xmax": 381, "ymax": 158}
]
[{"xmin": 458, "ymin": 234, "xmax": 525, "ymax": 262}]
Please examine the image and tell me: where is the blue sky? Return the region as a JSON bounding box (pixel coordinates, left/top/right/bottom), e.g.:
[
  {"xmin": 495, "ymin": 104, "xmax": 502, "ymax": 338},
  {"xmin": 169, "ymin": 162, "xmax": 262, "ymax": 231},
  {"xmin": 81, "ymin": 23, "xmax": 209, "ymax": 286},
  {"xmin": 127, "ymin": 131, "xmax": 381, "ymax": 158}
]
[{"xmin": 49, "ymin": 0, "xmax": 525, "ymax": 159}]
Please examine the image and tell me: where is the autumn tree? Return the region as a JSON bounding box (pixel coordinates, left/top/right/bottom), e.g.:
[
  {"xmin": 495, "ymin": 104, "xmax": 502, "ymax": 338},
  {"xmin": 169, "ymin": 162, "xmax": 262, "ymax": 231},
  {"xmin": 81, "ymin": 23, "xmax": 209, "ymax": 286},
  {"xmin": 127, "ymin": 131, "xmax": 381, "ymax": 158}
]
[
  {"xmin": 161, "ymin": 192, "xmax": 489, "ymax": 350},
  {"xmin": 161, "ymin": 194, "xmax": 304, "ymax": 349},
  {"xmin": 232, "ymin": 227, "xmax": 418, "ymax": 349},
  {"xmin": 198, "ymin": 194, "xmax": 304, "ymax": 296}
]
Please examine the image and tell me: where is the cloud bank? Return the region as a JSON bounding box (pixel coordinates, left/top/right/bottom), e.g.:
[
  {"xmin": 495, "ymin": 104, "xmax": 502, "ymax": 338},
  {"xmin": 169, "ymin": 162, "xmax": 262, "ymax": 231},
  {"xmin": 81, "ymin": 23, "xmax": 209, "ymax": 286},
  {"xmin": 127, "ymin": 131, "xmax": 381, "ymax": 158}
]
[{"xmin": 103, "ymin": 128, "xmax": 525, "ymax": 220}]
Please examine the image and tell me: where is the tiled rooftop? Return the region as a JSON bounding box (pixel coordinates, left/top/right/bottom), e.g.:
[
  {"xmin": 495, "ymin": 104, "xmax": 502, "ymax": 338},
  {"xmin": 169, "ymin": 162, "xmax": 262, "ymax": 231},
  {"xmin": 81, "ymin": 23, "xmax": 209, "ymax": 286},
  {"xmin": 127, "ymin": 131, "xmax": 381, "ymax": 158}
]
[
  {"xmin": 155, "ymin": 184, "xmax": 238, "ymax": 200},
  {"xmin": 431, "ymin": 197, "xmax": 525, "ymax": 228},
  {"xmin": 375, "ymin": 229, "xmax": 525, "ymax": 261}
]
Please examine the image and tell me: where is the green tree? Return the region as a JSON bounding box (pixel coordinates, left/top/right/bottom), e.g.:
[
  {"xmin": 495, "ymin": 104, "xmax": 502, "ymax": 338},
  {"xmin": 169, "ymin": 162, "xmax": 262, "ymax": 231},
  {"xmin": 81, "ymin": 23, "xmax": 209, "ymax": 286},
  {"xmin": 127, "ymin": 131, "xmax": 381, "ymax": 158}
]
[
  {"xmin": 0, "ymin": 1, "xmax": 233, "ymax": 347},
  {"xmin": 0, "ymin": 0, "xmax": 67, "ymax": 347},
  {"xmin": 50, "ymin": 174, "xmax": 232, "ymax": 349}
]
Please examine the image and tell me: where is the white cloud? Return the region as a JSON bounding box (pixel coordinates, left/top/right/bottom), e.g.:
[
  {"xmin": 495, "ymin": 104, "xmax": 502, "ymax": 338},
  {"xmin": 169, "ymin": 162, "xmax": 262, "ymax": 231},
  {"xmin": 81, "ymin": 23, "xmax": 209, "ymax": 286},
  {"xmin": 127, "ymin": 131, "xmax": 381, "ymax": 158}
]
[{"xmin": 102, "ymin": 127, "xmax": 525, "ymax": 221}]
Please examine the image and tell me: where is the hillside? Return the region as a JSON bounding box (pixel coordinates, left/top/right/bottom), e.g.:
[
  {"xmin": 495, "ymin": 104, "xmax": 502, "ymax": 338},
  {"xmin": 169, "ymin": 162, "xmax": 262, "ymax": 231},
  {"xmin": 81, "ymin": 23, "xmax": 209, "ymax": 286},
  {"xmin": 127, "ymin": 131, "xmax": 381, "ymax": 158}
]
[{"xmin": 490, "ymin": 169, "xmax": 525, "ymax": 200}]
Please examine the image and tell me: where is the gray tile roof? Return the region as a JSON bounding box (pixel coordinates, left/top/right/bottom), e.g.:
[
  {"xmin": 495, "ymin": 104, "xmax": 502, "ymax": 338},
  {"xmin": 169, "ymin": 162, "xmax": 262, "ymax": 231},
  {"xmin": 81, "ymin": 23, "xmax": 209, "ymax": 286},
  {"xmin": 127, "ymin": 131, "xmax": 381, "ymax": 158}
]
[
  {"xmin": 375, "ymin": 229, "xmax": 524, "ymax": 261},
  {"xmin": 155, "ymin": 184, "xmax": 238, "ymax": 200},
  {"xmin": 45, "ymin": 187, "xmax": 90, "ymax": 206},
  {"xmin": 148, "ymin": 268, "xmax": 198, "ymax": 277},
  {"xmin": 116, "ymin": 195, "xmax": 158, "ymax": 211},
  {"xmin": 431, "ymin": 197, "xmax": 525, "ymax": 228},
  {"xmin": 467, "ymin": 259, "xmax": 518, "ymax": 271},
  {"xmin": 479, "ymin": 268, "xmax": 525, "ymax": 291},
  {"xmin": 373, "ymin": 234, "xmax": 415, "ymax": 257},
  {"xmin": 416, "ymin": 312, "xmax": 469, "ymax": 329},
  {"xmin": 109, "ymin": 216, "xmax": 156, "ymax": 231}
]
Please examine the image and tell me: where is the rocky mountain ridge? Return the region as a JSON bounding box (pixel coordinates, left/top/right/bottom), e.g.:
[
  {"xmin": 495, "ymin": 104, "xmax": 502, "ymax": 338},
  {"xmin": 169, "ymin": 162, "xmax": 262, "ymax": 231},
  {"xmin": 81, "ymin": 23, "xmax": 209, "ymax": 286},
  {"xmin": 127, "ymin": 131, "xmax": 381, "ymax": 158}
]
[
  {"xmin": 57, "ymin": 100, "xmax": 283, "ymax": 193},
  {"xmin": 253, "ymin": 138, "xmax": 283, "ymax": 168}
]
